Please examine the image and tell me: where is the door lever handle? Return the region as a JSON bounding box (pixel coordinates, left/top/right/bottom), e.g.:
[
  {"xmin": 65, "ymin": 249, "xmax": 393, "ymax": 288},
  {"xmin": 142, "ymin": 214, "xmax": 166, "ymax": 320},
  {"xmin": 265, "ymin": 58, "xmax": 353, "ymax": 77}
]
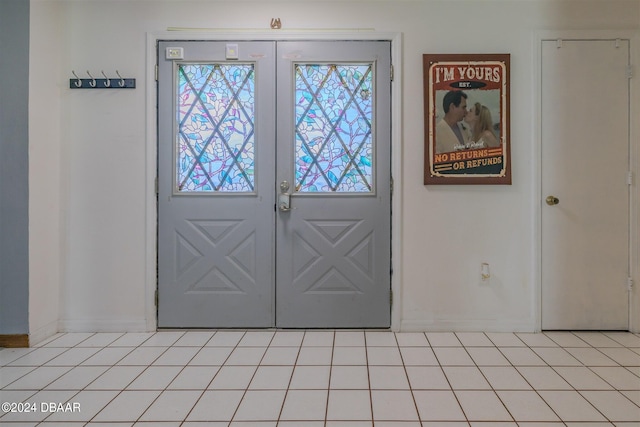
[
  {"xmin": 546, "ymin": 195, "xmax": 560, "ymax": 206},
  {"xmin": 278, "ymin": 180, "xmax": 294, "ymax": 212},
  {"xmin": 279, "ymin": 193, "xmax": 292, "ymax": 212}
]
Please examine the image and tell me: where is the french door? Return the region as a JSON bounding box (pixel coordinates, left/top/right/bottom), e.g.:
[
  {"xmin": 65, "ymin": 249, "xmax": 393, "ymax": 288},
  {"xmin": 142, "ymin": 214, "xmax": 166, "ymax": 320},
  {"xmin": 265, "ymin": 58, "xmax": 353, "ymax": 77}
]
[{"xmin": 157, "ymin": 40, "xmax": 391, "ymax": 328}]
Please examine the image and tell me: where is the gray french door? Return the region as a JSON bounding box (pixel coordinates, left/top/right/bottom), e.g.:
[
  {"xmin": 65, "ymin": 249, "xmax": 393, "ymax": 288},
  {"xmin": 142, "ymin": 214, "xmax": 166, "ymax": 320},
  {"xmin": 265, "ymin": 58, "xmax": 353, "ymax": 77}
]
[{"xmin": 157, "ymin": 40, "xmax": 391, "ymax": 328}]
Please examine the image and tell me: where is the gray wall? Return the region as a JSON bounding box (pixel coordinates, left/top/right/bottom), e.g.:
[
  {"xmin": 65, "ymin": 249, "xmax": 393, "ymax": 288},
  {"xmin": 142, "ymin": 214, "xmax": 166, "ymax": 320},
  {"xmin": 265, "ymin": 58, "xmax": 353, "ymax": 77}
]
[{"xmin": 0, "ymin": 0, "xmax": 29, "ymax": 335}]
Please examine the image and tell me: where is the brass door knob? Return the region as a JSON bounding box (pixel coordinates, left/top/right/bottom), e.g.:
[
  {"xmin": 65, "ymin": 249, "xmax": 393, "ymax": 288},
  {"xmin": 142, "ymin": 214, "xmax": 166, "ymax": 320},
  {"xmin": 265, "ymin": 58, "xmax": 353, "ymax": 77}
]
[{"xmin": 546, "ymin": 196, "xmax": 560, "ymax": 206}]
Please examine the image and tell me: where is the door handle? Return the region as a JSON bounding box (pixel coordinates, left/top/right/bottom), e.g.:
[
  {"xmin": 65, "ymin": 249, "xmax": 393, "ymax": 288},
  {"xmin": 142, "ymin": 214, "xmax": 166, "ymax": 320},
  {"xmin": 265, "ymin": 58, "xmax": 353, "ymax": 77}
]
[
  {"xmin": 279, "ymin": 180, "xmax": 293, "ymax": 212},
  {"xmin": 546, "ymin": 195, "xmax": 560, "ymax": 206},
  {"xmin": 279, "ymin": 193, "xmax": 292, "ymax": 212}
]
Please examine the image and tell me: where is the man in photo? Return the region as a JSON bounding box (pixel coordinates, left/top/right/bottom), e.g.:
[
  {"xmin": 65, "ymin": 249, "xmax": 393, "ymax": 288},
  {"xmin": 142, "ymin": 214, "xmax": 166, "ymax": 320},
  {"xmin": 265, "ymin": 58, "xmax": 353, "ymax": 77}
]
[{"xmin": 435, "ymin": 90, "xmax": 469, "ymax": 154}]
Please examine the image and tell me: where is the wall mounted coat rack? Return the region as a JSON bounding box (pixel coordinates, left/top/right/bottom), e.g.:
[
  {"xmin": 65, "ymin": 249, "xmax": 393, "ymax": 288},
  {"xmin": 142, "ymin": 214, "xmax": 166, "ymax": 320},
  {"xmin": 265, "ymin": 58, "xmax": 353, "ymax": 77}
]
[{"xmin": 70, "ymin": 70, "xmax": 135, "ymax": 89}]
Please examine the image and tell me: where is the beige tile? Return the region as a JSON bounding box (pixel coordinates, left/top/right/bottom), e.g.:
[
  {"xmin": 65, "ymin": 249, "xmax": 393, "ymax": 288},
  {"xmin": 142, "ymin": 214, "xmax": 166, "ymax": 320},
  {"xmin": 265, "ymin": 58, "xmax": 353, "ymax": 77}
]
[
  {"xmin": 152, "ymin": 346, "xmax": 200, "ymax": 365},
  {"xmin": 399, "ymin": 346, "xmax": 439, "ymax": 366},
  {"xmin": 260, "ymin": 346, "xmax": 299, "ymax": 365},
  {"xmin": 326, "ymin": 389, "xmax": 372, "ymax": 420},
  {"xmin": 332, "ymin": 346, "xmax": 367, "ymax": 365},
  {"xmin": 516, "ymin": 333, "xmax": 558, "ymax": 347},
  {"xmin": 371, "ymin": 390, "xmax": 419, "ymax": 421},
  {"xmin": 189, "ymin": 347, "xmax": 233, "ymax": 365},
  {"xmin": 330, "ymin": 365, "xmax": 369, "ymax": 389},
  {"xmin": 600, "ymin": 347, "xmax": 640, "ymax": 366},
  {"xmin": 206, "ymin": 331, "xmax": 245, "ymax": 347},
  {"xmin": 334, "ymin": 331, "xmax": 365, "ymax": 347},
  {"xmin": 499, "ymin": 347, "xmax": 546, "ymax": 366},
  {"xmin": 456, "ymin": 332, "xmax": 494, "ymax": 347},
  {"xmin": 573, "ymin": 332, "xmax": 622, "ymax": 347},
  {"xmin": 485, "ymin": 333, "xmax": 526, "ymax": 347},
  {"xmin": 539, "ymin": 390, "xmax": 608, "ymax": 422},
  {"xmin": 208, "ymin": 366, "xmax": 256, "ymax": 389},
  {"xmin": 369, "ymin": 366, "xmax": 410, "ymax": 389},
  {"xmin": 565, "ymin": 347, "xmax": 619, "ymax": 366},
  {"xmin": 92, "ymin": 390, "xmax": 161, "ymax": 422},
  {"xmin": 233, "ymin": 390, "xmax": 286, "ymax": 421},
  {"xmin": 395, "ymin": 332, "xmax": 429, "ymax": 347},
  {"xmin": 455, "ymin": 390, "xmax": 512, "ymax": 422},
  {"xmin": 531, "ymin": 347, "xmax": 582, "ymax": 366},
  {"xmin": 426, "ymin": 332, "xmax": 461, "ymax": 347},
  {"xmin": 467, "ymin": 347, "xmax": 511, "ymax": 366},
  {"xmin": 443, "ymin": 366, "xmax": 491, "ymax": 390},
  {"xmin": 516, "ymin": 366, "xmax": 572, "ymax": 390},
  {"xmin": 225, "ymin": 347, "xmax": 267, "ymax": 365},
  {"xmin": 581, "ymin": 390, "xmax": 640, "ymax": 421},
  {"xmin": 497, "ymin": 390, "xmax": 560, "ymax": 422},
  {"xmin": 126, "ymin": 366, "xmax": 182, "ymax": 390},
  {"xmin": 138, "ymin": 390, "xmax": 201, "ymax": 421},
  {"xmin": 237, "ymin": 331, "xmax": 274, "ymax": 347},
  {"xmin": 296, "ymin": 346, "xmax": 333, "ymax": 365},
  {"xmin": 280, "ymin": 389, "xmax": 328, "ymax": 420},
  {"xmin": 86, "ymin": 366, "xmax": 145, "ymax": 390},
  {"xmin": 174, "ymin": 331, "xmax": 215, "ymax": 347},
  {"xmin": 167, "ymin": 366, "xmax": 219, "ymax": 390},
  {"xmin": 413, "ymin": 390, "xmax": 466, "ymax": 421},
  {"xmin": 405, "ymin": 366, "xmax": 451, "ymax": 390},
  {"xmin": 186, "ymin": 390, "xmax": 244, "ymax": 421},
  {"xmin": 367, "ymin": 346, "xmax": 403, "ymax": 365},
  {"xmin": 544, "ymin": 332, "xmax": 590, "ymax": 347},
  {"xmin": 301, "ymin": 331, "xmax": 334, "ymax": 347},
  {"xmin": 480, "ymin": 366, "xmax": 531, "ymax": 390},
  {"xmin": 289, "ymin": 365, "xmax": 330, "ymax": 389},
  {"xmin": 365, "ymin": 331, "xmax": 398, "ymax": 346},
  {"xmin": 248, "ymin": 366, "xmax": 293, "ymax": 389},
  {"xmin": 433, "ymin": 347, "xmax": 475, "ymax": 366},
  {"xmin": 554, "ymin": 366, "xmax": 615, "ymax": 390},
  {"xmin": 270, "ymin": 331, "xmax": 304, "ymax": 347}
]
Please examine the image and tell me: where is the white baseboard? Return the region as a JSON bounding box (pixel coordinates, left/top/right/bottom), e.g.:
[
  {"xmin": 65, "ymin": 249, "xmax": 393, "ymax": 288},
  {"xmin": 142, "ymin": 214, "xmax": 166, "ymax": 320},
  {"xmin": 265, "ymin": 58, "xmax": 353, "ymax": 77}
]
[
  {"xmin": 399, "ymin": 318, "xmax": 536, "ymax": 333},
  {"xmin": 28, "ymin": 320, "xmax": 59, "ymax": 346},
  {"xmin": 58, "ymin": 318, "xmax": 151, "ymax": 333}
]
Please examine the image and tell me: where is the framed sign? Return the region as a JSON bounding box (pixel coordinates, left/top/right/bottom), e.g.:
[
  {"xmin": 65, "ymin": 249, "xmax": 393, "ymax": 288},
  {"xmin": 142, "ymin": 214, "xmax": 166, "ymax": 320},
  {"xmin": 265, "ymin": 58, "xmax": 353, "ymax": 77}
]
[{"xmin": 423, "ymin": 54, "xmax": 511, "ymax": 185}]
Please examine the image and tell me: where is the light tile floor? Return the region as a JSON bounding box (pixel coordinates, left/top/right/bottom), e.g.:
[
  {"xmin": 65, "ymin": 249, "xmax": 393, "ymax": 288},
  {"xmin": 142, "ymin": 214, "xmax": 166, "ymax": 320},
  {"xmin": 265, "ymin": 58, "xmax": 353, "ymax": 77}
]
[{"xmin": 1, "ymin": 330, "xmax": 640, "ymax": 426}]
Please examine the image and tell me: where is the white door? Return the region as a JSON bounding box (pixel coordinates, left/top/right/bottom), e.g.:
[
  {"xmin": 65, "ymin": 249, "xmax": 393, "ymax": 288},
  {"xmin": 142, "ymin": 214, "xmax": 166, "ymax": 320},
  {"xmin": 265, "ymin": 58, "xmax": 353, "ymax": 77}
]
[
  {"xmin": 157, "ymin": 40, "xmax": 391, "ymax": 328},
  {"xmin": 541, "ymin": 39, "xmax": 630, "ymax": 330}
]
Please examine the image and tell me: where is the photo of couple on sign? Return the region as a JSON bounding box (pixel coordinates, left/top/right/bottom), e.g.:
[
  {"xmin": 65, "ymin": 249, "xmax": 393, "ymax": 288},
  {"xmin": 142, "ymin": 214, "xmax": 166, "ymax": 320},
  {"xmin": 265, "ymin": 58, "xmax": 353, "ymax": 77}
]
[{"xmin": 424, "ymin": 54, "xmax": 511, "ymax": 185}]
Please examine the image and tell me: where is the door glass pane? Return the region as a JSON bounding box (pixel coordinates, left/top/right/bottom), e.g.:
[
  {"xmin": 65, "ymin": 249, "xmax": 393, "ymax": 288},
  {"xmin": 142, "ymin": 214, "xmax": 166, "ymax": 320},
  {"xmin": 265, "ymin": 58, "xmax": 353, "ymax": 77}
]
[
  {"xmin": 295, "ymin": 64, "xmax": 374, "ymax": 193},
  {"xmin": 176, "ymin": 63, "xmax": 255, "ymax": 193}
]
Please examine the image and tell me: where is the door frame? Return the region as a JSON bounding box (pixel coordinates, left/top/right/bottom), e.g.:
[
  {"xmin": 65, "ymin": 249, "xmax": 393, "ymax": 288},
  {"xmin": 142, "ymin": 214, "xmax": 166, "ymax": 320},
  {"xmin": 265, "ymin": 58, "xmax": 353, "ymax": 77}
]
[
  {"xmin": 534, "ymin": 30, "xmax": 640, "ymax": 332},
  {"xmin": 144, "ymin": 30, "xmax": 403, "ymax": 331}
]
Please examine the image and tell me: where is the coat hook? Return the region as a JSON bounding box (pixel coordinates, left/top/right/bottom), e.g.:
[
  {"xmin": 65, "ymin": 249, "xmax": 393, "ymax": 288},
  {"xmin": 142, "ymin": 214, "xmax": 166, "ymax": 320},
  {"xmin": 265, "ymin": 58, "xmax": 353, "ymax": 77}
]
[
  {"xmin": 270, "ymin": 18, "xmax": 281, "ymax": 29},
  {"xmin": 87, "ymin": 70, "xmax": 96, "ymax": 87},
  {"xmin": 115, "ymin": 70, "xmax": 125, "ymax": 87},
  {"xmin": 72, "ymin": 70, "xmax": 82, "ymax": 87},
  {"xmin": 101, "ymin": 70, "xmax": 111, "ymax": 87}
]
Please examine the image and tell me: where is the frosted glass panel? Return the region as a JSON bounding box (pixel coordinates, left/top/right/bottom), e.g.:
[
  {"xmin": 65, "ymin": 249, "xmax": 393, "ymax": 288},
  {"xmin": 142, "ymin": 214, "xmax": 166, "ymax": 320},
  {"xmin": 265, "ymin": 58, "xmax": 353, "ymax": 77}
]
[
  {"xmin": 176, "ymin": 63, "xmax": 255, "ymax": 192},
  {"xmin": 295, "ymin": 64, "xmax": 374, "ymax": 193}
]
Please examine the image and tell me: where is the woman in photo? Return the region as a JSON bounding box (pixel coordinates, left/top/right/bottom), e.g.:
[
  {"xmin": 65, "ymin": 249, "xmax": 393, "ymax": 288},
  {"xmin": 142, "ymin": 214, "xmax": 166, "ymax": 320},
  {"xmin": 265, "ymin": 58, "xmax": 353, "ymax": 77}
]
[{"xmin": 464, "ymin": 102, "xmax": 500, "ymax": 148}]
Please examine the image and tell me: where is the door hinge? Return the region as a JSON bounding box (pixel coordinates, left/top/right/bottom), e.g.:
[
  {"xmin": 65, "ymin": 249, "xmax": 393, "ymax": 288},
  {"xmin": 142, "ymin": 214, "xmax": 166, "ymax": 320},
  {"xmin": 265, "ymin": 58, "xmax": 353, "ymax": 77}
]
[
  {"xmin": 155, "ymin": 64, "xmax": 159, "ymax": 81},
  {"xmin": 628, "ymin": 171, "xmax": 633, "ymax": 186},
  {"xmin": 389, "ymin": 289, "xmax": 393, "ymax": 305},
  {"xmin": 628, "ymin": 277, "xmax": 634, "ymax": 291},
  {"xmin": 155, "ymin": 289, "xmax": 159, "ymax": 307},
  {"xmin": 390, "ymin": 176, "xmax": 394, "ymax": 196},
  {"xmin": 390, "ymin": 64, "xmax": 394, "ymax": 82},
  {"xmin": 155, "ymin": 177, "xmax": 159, "ymax": 195},
  {"xmin": 627, "ymin": 65, "xmax": 633, "ymax": 79}
]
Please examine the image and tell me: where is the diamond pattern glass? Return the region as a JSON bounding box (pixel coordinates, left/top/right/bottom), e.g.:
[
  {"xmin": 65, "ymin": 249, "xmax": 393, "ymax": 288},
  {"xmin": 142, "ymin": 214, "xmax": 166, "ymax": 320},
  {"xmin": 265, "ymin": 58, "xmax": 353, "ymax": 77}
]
[
  {"xmin": 295, "ymin": 64, "xmax": 374, "ymax": 193},
  {"xmin": 176, "ymin": 63, "xmax": 255, "ymax": 193}
]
